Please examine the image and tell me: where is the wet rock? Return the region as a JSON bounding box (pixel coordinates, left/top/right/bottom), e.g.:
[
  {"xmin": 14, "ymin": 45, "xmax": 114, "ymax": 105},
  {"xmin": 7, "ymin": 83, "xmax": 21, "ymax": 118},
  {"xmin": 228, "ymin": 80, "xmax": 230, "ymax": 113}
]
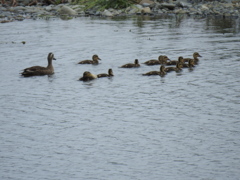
[
  {"xmin": 59, "ymin": 5, "xmax": 77, "ymax": 15},
  {"xmin": 128, "ymin": 5, "xmax": 142, "ymax": 14},
  {"xmin": 102, "ymin": 9, "xmax": 113, "ymax": 17},
  {"xmin": 161, "ymin": 3, "xmax": 176, "ymax": 10},
  {"xmin": 141, "ymin": 7, "xmax": 152, "ymax": 14}
]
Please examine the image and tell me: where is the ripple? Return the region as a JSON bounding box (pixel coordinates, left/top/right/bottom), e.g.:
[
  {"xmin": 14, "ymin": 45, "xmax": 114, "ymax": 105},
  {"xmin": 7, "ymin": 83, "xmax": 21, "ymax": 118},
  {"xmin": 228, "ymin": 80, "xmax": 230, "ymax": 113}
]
[{"xmin": 0, "ymin": 16, "xmax": 240, "ymax": 180}]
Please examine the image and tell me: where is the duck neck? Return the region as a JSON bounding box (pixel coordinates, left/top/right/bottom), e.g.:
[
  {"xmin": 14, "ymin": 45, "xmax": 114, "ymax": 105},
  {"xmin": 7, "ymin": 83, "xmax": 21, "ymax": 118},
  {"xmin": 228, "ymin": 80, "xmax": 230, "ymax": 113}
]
[{"xmin": 47, "ymin": 58, "xmax": 53, "ymax": 68}]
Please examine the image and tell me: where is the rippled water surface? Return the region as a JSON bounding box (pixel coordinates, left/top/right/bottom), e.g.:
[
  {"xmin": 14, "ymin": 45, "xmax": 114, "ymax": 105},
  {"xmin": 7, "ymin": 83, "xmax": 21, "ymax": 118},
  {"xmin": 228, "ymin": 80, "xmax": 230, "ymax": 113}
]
[{"xmin": 1, "ymin": 15, "xmax": 240, "ymax": 180}]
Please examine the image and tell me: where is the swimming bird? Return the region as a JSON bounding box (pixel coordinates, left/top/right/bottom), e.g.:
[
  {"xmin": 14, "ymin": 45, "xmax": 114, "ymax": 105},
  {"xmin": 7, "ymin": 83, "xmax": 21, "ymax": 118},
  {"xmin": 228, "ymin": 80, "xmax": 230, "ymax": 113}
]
[
  {"xmin": 79, "ymin": 71, "xmax": 97, "ymax": 81},
  {"xmin": 168, "ymin": 56, "xmax": 184, "ymax": 65},
  {"xmin": 182, "ymin": 59, "xmax": 195, "ymax": 68},
  {"xmin": 97, "ymin": 69, "xmax": 114, "ymax": 78},
  {"xmin": 183, "ymin": 52, "xmax": 202, "ymax": 63},
  {"xmin": 120, "ymin": 59, "xmax": 140, "ymax": 68},
  {"xmin": 21, "ymin": 52, "xmax": 56, "ymax": 77},
  {"xmin": 78, "ymin": 54, "xmax": 101, "ymax": 64},
  {"xmin": 142, "ymin": 65, "xmax": 166, "ymax": 76},
  {"xmin": 143, "ymin": 55, "xmax": 170, "ymax": 65},
  {"xmin": 165, "ymin": 62, "xmax": 183, "ymax": 72}
]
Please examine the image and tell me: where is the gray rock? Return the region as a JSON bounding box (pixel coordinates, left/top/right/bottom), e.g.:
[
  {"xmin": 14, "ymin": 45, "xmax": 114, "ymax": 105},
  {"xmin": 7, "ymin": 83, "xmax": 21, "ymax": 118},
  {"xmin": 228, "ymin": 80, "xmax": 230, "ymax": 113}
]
[
  {"xmin": 161, "ymin": 3, "xmax": 176, "ymax": 10},
  {"xmin": 59, "ymin": 5, "xmax": 77, "ymax": 15},
  {"xmin": 102, "ymin": 9, "xmax": 113, "ymax": 17},
  {"xmin": 142, "ymin": 3, "xmax": 151, "ymax": 7}
]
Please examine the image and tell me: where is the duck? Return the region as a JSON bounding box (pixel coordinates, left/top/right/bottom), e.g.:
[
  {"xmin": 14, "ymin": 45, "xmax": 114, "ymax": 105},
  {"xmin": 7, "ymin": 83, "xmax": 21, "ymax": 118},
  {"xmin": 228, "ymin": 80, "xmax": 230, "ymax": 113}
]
[
  {"xmin": 183, "ymin": 52, "xmax": 202, "ymax": 63},
  {"xmin": 97, "ymin": 69, "xmax": 114, "ymax": 78},
  {"xmin": 143, "ymin": 55, "xmax": 170, "ymax": 65},
  {"xmin": 165, "ymin": 62, "xmax": 183, "ymax": 72},
  {"xmin": 182, "ymin": 59, "xmax": 195, "ymax": 68},
  {"xmin": 21, "ymin": 52, "xmax": 56, "ymax": 77},
  {"xmin": 120, "ymin": 59, "xmax": 140, "ymax": 68},
  {"xmin": 142, "ymin": 65, "xmax": 166, "ymax": 76},
  {"xmin": 78, "ymin": 54, "xmax": 101, "ymax": 64},
  {"xmin": 79, "ymin": 71, "xmax": 97, "ymax": 81},
  {"xmin": 168, "ymin": 56, "xmax": 184, "ymax": 65}
]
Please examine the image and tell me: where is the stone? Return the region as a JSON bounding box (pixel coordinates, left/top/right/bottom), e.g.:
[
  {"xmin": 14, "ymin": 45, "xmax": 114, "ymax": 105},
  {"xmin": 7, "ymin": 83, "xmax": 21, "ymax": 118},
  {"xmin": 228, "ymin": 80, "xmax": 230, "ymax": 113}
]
[
  {"xmin": 102, "ymin": 10, "xmax": 113, "ymax": 17},
  {"xmin": 201, "ymin": 5, "xmax": 209, "ymax": 11},
  {"xmin": 59, "ymin": 5, "xmax": 77, "ymax": 16},
  {"xmin": 140, "ymin": 0, "xmax": 154, "ymax": 5},
  {"xmin": 161, "ymin": 3, "xmax": 176, "ymax": 10},
  {"xmin": 141, "ymin": 7, "xmax": 152, "ymax": 14}
]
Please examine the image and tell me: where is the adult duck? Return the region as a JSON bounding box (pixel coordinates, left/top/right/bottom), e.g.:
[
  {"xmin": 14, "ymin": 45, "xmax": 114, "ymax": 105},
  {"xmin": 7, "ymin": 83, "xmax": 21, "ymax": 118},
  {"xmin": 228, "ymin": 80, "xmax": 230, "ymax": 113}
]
[
  {"xmin": 78, "ymin": 54, "xmax": 101, "ymax": 64},
  {"xmin": 21, "ymin": 52, "xmax": 56, "ymax": 77},
  {"xmin": 165, "ymin": 62, "xmax": 183, "ymax": 72},
  {"xmin": 143, "ymin": 55, "xmax": 170, "ymax": 65},
  {"xmin": 183, "ymin": 52, "xmax": 202, "ymax": 63},
  {"xmin": 79, "ymin": 71, "xmax": 97, "ymax": 81},
  {"xmin": 142, "ymin": 65, "xmax": 166, "ymax": 76},
  {"xmin": 97, "ymin": 69, "xmax": 114, "ymax": 78},
  {"xmin": 120, "ymin": 59, "xmax": 140, "ymax": 68}
]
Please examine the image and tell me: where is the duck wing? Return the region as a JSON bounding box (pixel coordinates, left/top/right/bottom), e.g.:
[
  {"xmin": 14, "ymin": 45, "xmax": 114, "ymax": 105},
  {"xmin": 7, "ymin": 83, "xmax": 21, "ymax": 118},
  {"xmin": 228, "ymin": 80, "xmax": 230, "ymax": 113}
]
[
  {"xmin": 143, "ymin": 59, "xmax": 159, "ymax": 65},
  {"xmin": 78, "ymin": 60, "xmax": 93, "ymax": 64}
]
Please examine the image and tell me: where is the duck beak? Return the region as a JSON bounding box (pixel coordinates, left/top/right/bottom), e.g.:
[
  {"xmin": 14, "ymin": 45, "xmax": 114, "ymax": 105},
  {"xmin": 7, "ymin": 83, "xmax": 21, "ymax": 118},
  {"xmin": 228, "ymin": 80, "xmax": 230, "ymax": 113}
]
[
  {"xmin": 98, "ymin": 57, "xmax": 101, "ymax": 60},
  {"xmin": 53, "ymin": 57, "xmax": 56, "ymax": 60}
]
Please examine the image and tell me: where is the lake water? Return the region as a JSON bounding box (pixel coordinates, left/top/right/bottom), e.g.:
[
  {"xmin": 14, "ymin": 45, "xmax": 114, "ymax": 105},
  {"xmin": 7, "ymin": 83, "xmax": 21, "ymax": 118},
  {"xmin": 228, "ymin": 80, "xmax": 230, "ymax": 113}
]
[{"xmin": 0, "ymin": 15, "xmax": 240, "ymax": 180}]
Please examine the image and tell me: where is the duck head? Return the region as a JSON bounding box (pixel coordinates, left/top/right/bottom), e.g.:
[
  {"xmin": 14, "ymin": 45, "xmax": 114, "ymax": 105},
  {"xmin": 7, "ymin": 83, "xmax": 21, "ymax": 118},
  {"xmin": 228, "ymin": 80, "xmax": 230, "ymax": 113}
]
[{"xmin": 93, "ymin": 54, "xmax": 101, "ymax": 61}]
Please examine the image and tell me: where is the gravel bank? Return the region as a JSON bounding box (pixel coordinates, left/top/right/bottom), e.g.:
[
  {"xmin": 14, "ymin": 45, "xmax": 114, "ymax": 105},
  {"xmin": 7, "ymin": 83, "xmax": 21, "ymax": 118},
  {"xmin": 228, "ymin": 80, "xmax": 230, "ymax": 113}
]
[{"xmin": 1, "ymin": 0, "xmax": 240, "ymax": 23}]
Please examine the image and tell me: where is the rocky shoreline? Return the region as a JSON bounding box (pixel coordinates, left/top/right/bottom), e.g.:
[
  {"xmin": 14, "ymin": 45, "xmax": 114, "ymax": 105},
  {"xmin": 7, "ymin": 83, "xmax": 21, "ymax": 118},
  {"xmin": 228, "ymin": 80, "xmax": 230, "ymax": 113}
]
[{"xmin": 1, "ymin": 0, "xmax": 240, "ymax": 23}]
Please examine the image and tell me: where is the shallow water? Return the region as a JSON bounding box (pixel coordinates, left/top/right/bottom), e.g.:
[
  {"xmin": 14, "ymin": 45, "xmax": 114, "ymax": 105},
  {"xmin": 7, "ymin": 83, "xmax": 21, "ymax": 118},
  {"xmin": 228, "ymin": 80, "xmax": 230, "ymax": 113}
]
[{"xmin": 0, "ymin": 15, "xmax": 240, "ymax": 180}]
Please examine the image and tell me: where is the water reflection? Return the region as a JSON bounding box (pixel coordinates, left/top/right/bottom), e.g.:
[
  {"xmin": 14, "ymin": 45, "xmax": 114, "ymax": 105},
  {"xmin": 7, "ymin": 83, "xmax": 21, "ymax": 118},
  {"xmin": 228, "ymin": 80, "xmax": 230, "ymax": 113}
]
[{"xmin": 206, "ymin": 16, "xmax": 240, "ymax": 34}]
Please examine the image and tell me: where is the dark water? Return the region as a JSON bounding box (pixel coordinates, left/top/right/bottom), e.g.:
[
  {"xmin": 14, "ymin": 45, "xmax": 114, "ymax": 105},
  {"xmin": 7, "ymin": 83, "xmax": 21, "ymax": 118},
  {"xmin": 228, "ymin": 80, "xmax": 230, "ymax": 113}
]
[{"xmin": 0, "ymin": 15, "xmax": 240, "ymax": 180}]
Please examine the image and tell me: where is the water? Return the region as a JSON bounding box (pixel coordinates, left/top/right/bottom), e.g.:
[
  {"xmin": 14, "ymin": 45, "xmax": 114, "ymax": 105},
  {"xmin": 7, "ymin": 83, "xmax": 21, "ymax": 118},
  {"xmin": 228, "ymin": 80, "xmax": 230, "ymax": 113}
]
[{"xmin": 0, "ymin": 15, "xmax": 240, "ymax": 180}]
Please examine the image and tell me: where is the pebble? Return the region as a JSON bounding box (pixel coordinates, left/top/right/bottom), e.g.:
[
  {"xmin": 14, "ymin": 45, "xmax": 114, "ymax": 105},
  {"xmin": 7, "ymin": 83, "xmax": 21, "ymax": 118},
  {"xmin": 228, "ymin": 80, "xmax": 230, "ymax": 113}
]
[{"xmin": 1, "ymin": 0, "xmax": 240, "ymax": 23}]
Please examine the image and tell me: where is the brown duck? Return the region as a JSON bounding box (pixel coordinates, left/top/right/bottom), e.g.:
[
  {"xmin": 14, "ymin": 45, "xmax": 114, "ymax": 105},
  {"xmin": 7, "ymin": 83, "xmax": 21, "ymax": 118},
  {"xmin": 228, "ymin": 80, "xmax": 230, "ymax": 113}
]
[
  {"xmin": 165, "ymin": 62, "xmax": 183, "ymax": 72},
  {"xmin": 142, "ymin": 65, "xmax": 166, "ymax": 76},
  {"xmin": 97, "ymin": 69, "xmax": 114, "ymax": 78},
  {"xmin": 120, "ymin": 59, "xmax": 140, "ymax": 68},
  {"xmin": 183, "ymin": 52, "xmax": 202, "ymax": 63},
  {"xmin": 21, "ymin": 52, "xmax": 56, "ymax": 77},
  {"xmin": 79, "ymin": 71, "xmax": 98, "ymax": 81},
  {"xmin": 168, "ymin": 56, "xmax": 184, "ymax": 65},
  {"xmin": 182, "ymin": 59, "xmax": 195, "ymax": 68},
  {"xmin": 78, "ymin": 54, "xmax": 101, "ymax": 64},
  {"xmin": 143, "ymin": 55, "xmax": 170, "ymax": 65}
]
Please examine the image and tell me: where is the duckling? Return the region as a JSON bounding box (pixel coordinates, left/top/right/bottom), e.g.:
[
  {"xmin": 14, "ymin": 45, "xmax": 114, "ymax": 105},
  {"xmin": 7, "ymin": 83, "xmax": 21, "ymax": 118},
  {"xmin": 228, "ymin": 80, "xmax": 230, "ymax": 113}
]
[
  {"xmin": 120, "ymin": 59, "xmax": 140, "ymax": 68},
  {"xmin": 21, "ymin": 52, "xmax": 56, "ymax": 77},
  {"xmin": 142, "ymin": 65, "xmax": 166, "ymax": 76},
  {"xmin": 79, "ymin": 71, "xmax": 97, "ymax": 81},
  {"xmin": 97, "ymin": 69, "xmax": 114, "ymax": 78},
  {"xmin": 183, "ymin": 52, "xmax": 202, "ymax": 63},
  {"xmin": 165, "ymin": 62, "xmax": 183, "ymax": 72},
  {"xmin": 182, "ymin": 59, "xmax": 195, "ymax": 68},
  {"xmin": 78, "ymin": 54, "xmax": 101, "ymax": 64},
  {"xmin": 143, "ymin": 55, "xmax": 170, "ymax": 65},
  {"xmin": 169, "ymin": 56, "xmax": 184, "ymax": 65}
]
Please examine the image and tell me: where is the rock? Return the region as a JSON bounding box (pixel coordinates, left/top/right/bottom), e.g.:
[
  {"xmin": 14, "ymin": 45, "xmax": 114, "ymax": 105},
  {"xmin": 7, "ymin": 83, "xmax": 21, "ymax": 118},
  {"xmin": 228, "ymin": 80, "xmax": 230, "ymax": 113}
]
[
  {"xmin": 161, "ymin": 3, "xmax": 176, "ymax": 10},
  {"xmin": 141, "ymin": 7, "xmax": 152, "ymax": 14},
  {"xmin": 174, "ymin": 9, "xmax": 187, "ymax": 14},
  {"xmin": 140, "ymin": 0, "xmax": 154, "ymax": 5},
  {"xmin": 142, "ymin": 3, "xmax": 151, "ymax": 7},
  {"xmin": 59, "ymin": 5, "xmax": 77, "ymax": 16},
  {"xmin": 128, "ymin": 6, "xmax": 142, "ymax": 14},
  {"xmin": 201, "ymin": 5, "xmax": 209, "ymax": 11},
  {"xmin": 45, "ymin": 6, "xmax": 53, "ymax": 11},
  {"xmin": 102, "ymin": 9, "xmax": 113, "ymax": 17}
]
